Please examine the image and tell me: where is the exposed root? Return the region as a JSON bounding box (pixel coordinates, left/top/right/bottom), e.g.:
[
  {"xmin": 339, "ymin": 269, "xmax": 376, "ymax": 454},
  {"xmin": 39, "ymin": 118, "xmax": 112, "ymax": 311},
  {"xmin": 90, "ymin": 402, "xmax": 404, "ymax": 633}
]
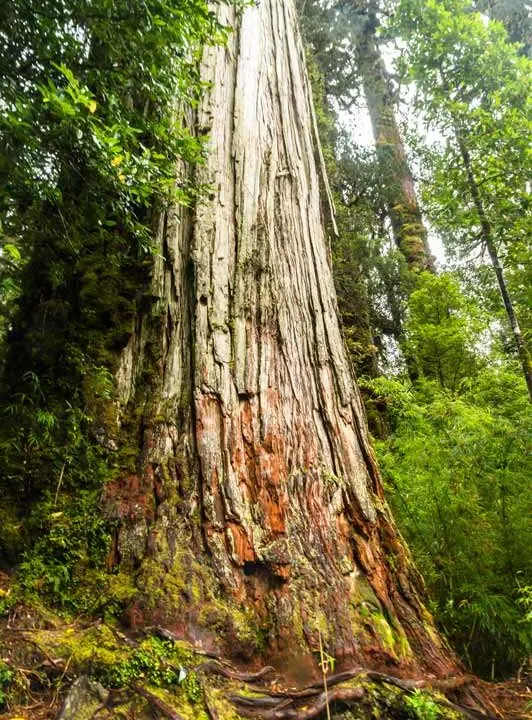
[
  {"xmin": 231, "ymin": 686, "xmax": 366, "ymax": 719},
  {"xmin": 152, "ymin": 626, "xmax": 501, "ymax": 720},
  {"xmin": 311, "ymin": 667, "xmax": 424, "ymax": 692},
  {"xmin": 204, "ymin": 691, "xmax": 221, "ymax": 720},
  {"xmin": 226, "ymin": 666, "xmax": 501, "ymax": 720},
  {"xmin": 228, "ymin": 694, "xmax": 289, "ymax": 709},
  {"xmin": 198, "ymin": 658, "xmax": 276, "ymax": 683}
]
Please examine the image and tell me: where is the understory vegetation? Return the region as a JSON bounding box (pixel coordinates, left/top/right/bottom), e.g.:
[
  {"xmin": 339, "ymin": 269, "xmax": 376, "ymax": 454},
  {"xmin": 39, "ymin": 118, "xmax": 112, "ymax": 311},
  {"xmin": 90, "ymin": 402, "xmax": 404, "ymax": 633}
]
[
  {"xmin": 0, "ymin": 0, "xmax": 225, "ymax": 602},
  {"xmin": 369, "ymin": 281, "xmax": 532, "ymax": 677}
]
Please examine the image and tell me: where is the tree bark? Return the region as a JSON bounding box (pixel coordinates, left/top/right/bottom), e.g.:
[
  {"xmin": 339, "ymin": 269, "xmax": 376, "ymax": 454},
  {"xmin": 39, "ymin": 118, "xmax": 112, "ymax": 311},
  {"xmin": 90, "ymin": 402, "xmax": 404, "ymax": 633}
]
[
  {"xmin": 354, "ymin": 0, "xmax": 435, "ymax": 274},
  {"xmin": 107, "ymin": 0, "xmax": 458, "ymax": 679}
]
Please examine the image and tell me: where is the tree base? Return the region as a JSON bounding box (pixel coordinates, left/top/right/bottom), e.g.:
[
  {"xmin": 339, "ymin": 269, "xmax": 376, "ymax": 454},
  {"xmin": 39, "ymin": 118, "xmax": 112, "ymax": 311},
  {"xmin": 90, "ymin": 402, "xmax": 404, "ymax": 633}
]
[{"xmin": 0, "ymin": 593, "xmax": 508, "ymax": 720}]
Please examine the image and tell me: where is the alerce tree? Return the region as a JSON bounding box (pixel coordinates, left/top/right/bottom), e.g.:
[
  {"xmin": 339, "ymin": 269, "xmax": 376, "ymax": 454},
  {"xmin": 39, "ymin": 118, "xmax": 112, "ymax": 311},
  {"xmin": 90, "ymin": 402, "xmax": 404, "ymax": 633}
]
[
  {"xmin": 0, "ymin": 0, "xmax": 463, "ymax": 683},
  {"xmin": 106, "ymin": 0, "xmax": 459, "ymax": 675}
]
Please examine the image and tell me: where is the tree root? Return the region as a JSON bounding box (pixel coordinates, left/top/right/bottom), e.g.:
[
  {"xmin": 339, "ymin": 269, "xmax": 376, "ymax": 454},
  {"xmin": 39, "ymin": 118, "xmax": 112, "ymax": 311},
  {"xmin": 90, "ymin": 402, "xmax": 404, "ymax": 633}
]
[
  {"xmin": 198, "ymin": 658, "xmax": 276, "ymax": 683},
  {"xmin": 226, "ymin": 666, "xmax": 500, "ymax": 720},
  {"xmin": 204, "ymin": 692, "xmax": 221, "ymax": 720},
  {"xmin": 144, "ymin": 626, "xmax": 499, "ymax": 720},
  {"xmin": 230, "ymin": 686, "xmax": 366, "ymax": 719},
  {"xmin": 148, "ymin": 626, "xmax": 225, "ymax": 660}
]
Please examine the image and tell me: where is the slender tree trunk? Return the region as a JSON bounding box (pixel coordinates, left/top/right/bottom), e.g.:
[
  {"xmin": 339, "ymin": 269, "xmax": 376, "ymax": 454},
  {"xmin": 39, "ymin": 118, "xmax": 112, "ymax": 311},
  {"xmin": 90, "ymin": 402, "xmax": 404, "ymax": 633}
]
[
  {"xmin": 453, "ymin": 125, "xmax": 532, "ymax": 401},
  {"xmin": 104, "ymin": 0, "xmax": 459, "ymax": 679},
  {"xmin": 354, "ymin": 1, "xmax": 435, "ymax": 274},
  {"xmin": 475, "ymin": 0, "xmax": 532, "ymax": 57}
]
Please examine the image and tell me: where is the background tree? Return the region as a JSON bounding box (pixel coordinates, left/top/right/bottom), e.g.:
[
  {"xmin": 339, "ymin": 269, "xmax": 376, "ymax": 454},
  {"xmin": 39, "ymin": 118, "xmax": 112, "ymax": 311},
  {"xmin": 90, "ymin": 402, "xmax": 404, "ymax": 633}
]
[
  {"xmin": 388, "ymin": 0, "xmax": 532, "ymax": 399},
  {"xmin": 299, "ymin": 0, "xmax": 436, "ymax": 393},
  {"xmin": 351, "ymin": 0, "xmax": 435, "ymax": 274}
]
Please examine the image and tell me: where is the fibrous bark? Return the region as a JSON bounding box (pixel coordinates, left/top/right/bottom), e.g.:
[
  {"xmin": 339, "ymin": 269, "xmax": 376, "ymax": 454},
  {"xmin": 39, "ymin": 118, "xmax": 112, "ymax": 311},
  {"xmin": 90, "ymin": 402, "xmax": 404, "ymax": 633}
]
[{"xmin": 108, "ymin": 0, "xmax": 457, "ymax": 678}]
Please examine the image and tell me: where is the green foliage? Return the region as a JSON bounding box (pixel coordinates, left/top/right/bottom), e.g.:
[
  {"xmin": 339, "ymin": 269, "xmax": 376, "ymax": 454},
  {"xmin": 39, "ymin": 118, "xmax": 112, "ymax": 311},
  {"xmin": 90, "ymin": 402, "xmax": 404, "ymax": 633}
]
[
  {"xmin": 374, "ymin": 277, "xmax": 532, "ymax": 677},
  {"xmin": 405, "ymin": 690, "xmax": 441, "ymax": 720},
  {"xmin": 387, "ymin": 0, "xmax": 532, "ymax": 347},
  {"xmin": 0, "ymin": 592, "xmax": 15, "ymax": 620},
  {"xmin": 0, "ymin": 661, "xmax": 13, "ymax": 707},
  {"xmin": 379, "ymin": 378, "xmax": 532, "ymax": 676},
  {"xmin": 102, "ymin": 636, "xmax": 201, "ymax": 702},
  {"xmin": 0, "ymin": 0, "xmax": 224, "ymax": 233},
  {"xmin": 17, "ymin": 491, "xmax": 114, "ymax": 612},
  {"xmin": 0, "ymin": 0, "xmax": 228, "ymax": 578},
  {"xmin": 404, "ymin": 273, "xmax": 483, "ymax": 391}
]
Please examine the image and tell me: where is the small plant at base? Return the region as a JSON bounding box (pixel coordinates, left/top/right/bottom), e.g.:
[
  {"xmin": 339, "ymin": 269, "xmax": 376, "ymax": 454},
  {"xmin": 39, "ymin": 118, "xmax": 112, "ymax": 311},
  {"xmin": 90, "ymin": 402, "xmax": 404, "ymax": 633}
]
[
  {"xmin": 318, "ymin": 631, "xmax": 335, "ymax": 720},
  {"xmin": 0, "ymin": 662, "xmax": 13, "ymax": 707},
  {"xmin": 181, "ymin": 670, "xmax": 202, "ymax": 703},
  {"xmin": 0, "ymin": 587, "xmax": 16, "ymax": 619},
  {"xmin": 102, "ymin": 636, "xmax": 202, "ymax": 703},
  {"xmin": 405, "ymin": 689, "xmax": 441, "ymax": 720}
]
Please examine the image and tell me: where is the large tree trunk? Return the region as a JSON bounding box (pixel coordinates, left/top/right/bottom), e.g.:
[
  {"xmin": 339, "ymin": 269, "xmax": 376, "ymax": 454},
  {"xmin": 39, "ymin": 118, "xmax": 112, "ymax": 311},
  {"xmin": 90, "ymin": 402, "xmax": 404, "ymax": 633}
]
[{"xmin": 107, "ymin": 0, "xmax": 456, "ymax": 678}]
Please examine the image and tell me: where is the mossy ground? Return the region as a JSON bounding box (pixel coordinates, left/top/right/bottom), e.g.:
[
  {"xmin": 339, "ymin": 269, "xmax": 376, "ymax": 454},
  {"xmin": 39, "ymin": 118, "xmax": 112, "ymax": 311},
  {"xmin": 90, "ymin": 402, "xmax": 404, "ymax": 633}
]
[
  {"xmin": 0, "ymin": 590, "xmax": 499, "ymax": 720},
  {"xmin": 0, "ymin": 574, "xmax": 526, "ymax": 720}
]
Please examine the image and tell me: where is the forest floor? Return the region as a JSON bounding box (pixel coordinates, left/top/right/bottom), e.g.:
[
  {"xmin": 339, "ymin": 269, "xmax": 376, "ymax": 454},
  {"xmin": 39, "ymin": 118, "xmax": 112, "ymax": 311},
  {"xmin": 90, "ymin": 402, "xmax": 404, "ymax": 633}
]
[
  {"xmin": 0, "ymin": 575, "xmax": 530, "ymax": 720},
  {"xmin": 481, "ymin": 682, "xmax": 531, "ymax": 720}
]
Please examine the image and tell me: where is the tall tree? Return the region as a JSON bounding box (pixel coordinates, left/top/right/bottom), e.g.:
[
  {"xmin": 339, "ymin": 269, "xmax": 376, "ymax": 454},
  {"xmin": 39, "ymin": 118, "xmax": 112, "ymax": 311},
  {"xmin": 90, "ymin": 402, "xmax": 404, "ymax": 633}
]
[
  {"xmin": 0, "ymin": 0, "xmax": 466, "ymax": 687},
  {"xmin": 108, "ymin": 0, "xmax": 457, "ymax": 674},
  {"xmin": 300, "ymin": 0, "xmax": 435, "ymax": 274},
  {"xmin": 352, "ymin": 0, "xmax": 435, "ymax": 274}
]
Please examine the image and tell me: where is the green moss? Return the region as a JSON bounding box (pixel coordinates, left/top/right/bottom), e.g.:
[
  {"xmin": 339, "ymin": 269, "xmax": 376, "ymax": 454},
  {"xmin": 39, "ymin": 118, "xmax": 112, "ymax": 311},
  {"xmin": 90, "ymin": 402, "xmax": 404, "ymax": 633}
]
[
  {"xmin": 32, "ymin": 624, "xmax": 128, "ymax": 682},
  {"xmin": 137, "ymin": 555, "xmax": 188, "ymax": 612},
  {"xmin": 347, "ymin": 575, "xmax": 413, "ymax": 660},
  {"xmin": 197, "ymin": 598, "xmax": 265, "ymax": 655},
  {"xmin": 145, "ymin": 685, "xmax": 211, "ymax": 720},
  {"xmin": 204, "ymin": 686, "xmax": 244, "ymax": 720}
]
